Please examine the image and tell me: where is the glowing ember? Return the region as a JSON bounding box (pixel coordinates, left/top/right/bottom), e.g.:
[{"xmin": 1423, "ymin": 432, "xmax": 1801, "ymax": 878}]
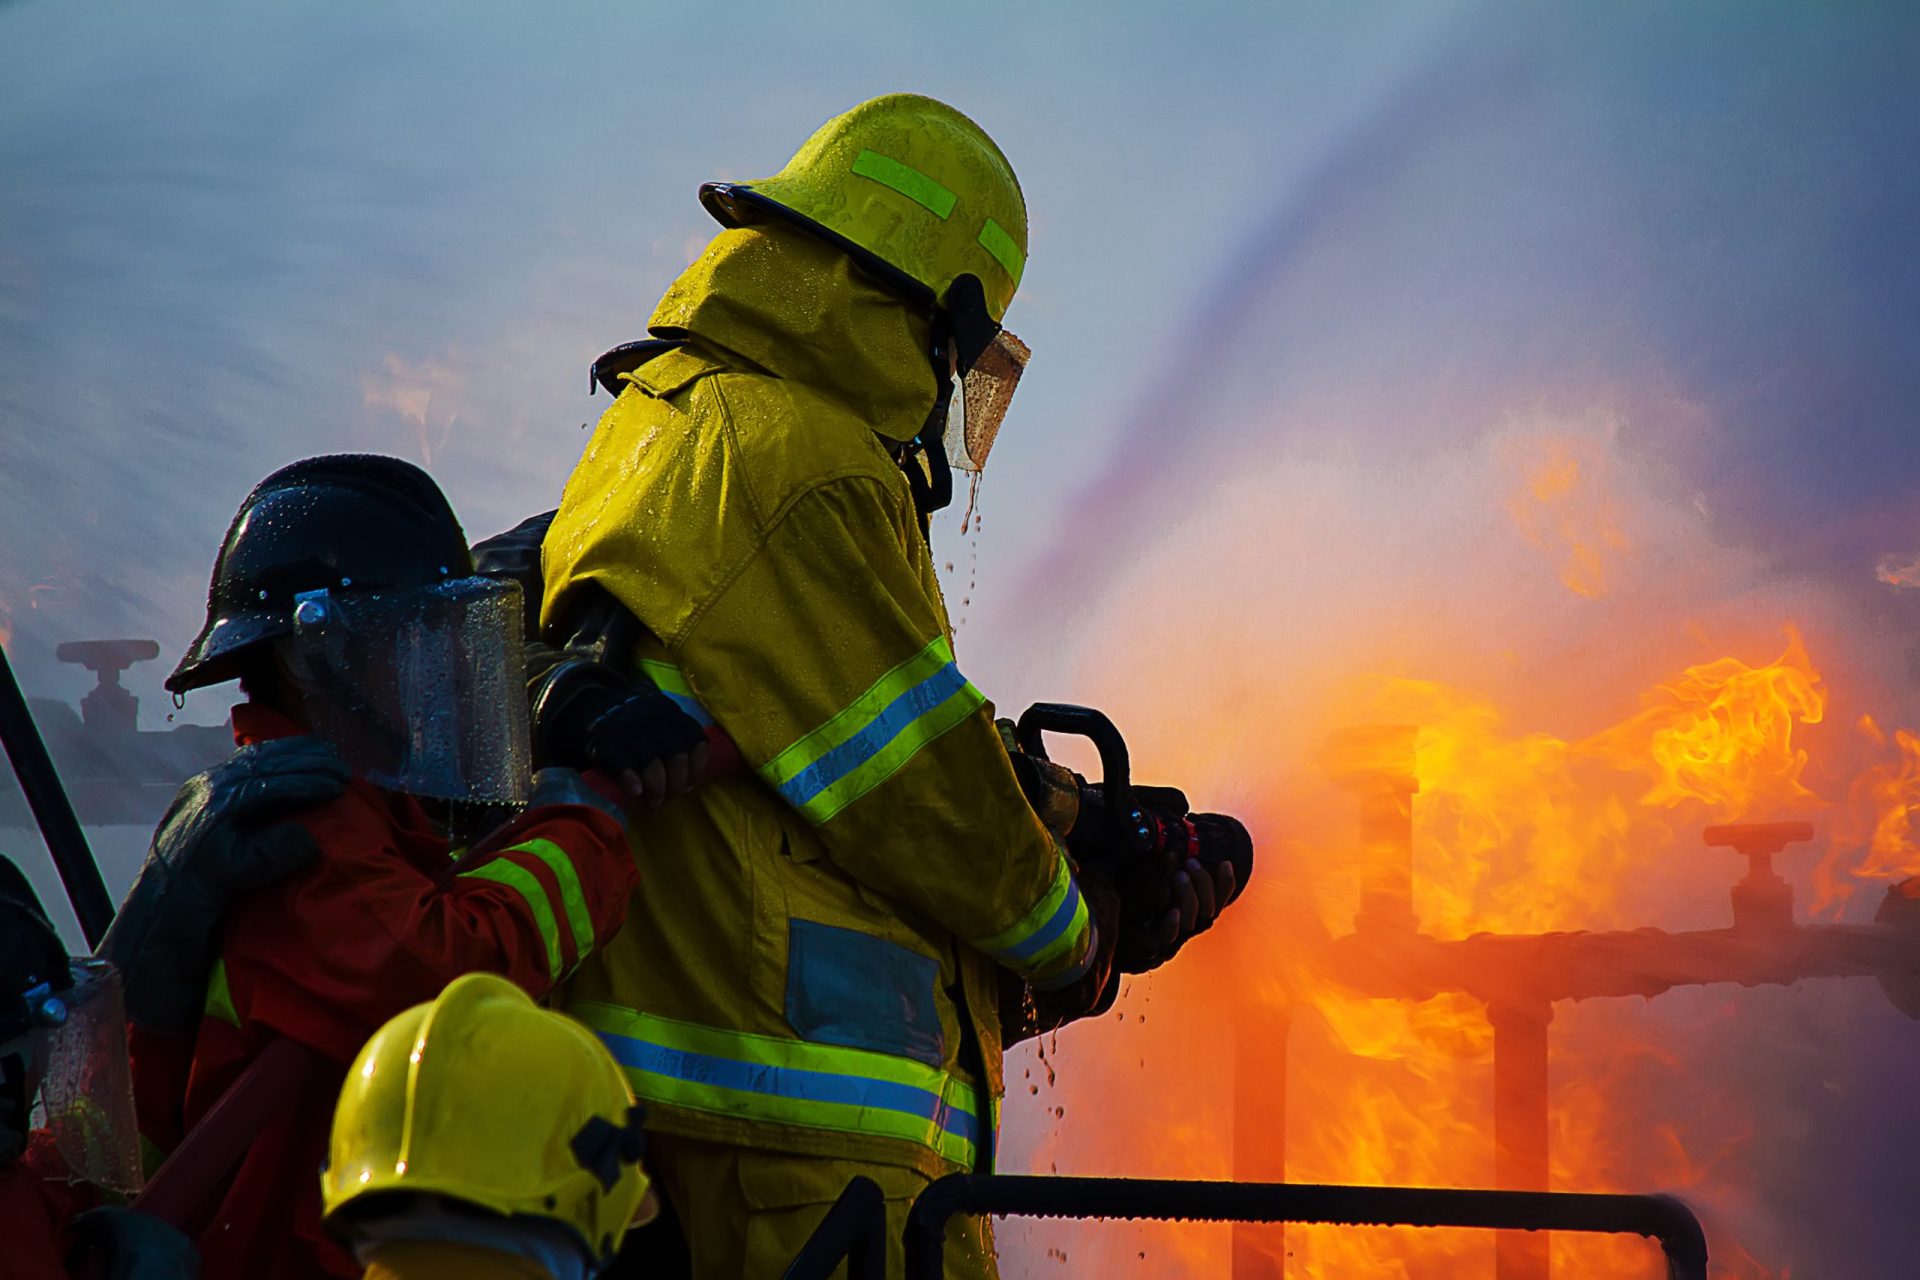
[{"xmin": 1873, "ymin": 552, "xmax": 1920, "ymax": 589}]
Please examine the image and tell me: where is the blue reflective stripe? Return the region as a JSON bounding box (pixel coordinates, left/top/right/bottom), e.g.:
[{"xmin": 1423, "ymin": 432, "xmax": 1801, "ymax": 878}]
[
  {"xmin": 776, "ymin": 663, "xmax": 970, "ymax": 811},
  {"xmin": 661, "ymin": 689, "xmax": 714, "ymax": 728},
  {"xmin": 638, "ymin": 659, "xmax": 715, "ymax": 728},
  {"xmin": 596, "ymin": 1029, "xmax": 979, "ymax": 1148},
  {"xmin": 1000, "ymin": 876, "xmax": 1084, "ymax": 964}
]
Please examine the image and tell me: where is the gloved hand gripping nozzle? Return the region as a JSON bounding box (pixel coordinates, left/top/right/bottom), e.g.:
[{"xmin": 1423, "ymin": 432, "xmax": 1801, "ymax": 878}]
[{"xmin": 1011, "ymin": 703, "xmax": 1254, "ymax": 976}]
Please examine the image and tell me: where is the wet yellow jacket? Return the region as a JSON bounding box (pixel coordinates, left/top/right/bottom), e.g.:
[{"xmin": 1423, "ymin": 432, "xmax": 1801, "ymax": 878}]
[{"xmin": 542, "ymin": 226, "xmax": 1093, "ymax": 1178}]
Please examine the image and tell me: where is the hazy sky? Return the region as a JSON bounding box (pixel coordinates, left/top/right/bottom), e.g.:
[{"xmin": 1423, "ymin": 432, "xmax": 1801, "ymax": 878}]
[{"xmin": 5, "ymin": 3, "xmax": 1920, "ymax": 1275}]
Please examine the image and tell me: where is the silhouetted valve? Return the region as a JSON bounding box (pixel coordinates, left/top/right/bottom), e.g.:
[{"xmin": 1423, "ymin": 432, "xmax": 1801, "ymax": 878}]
[
  {"xmin": 55, "ymin": 638, "xmax": 160, "ymax": 734},
  {"xmin": 1322, "ymin": 725, "xmax": 1419, "ymax": 937},
  {"xmin": 1875, "ymin": 877, "xmax": 1920, "ymax": 1019},
  {"xmin": 1703, "ymin": 822, "xmax": 1814, "ymax": 931}
]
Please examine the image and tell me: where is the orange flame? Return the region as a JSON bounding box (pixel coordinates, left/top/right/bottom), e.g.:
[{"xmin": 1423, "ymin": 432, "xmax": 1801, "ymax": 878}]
[
  {"xmin": 1230, "ymin": 634, "xmax": 1825, "ymax": 1277},
  {"xmin": 1813, "ymin": 715, "xmax": 1920, "ymax": 914},
  {"xmin": 1601, "ymin": 630, "xmax": 1825, "ymax": 818}
]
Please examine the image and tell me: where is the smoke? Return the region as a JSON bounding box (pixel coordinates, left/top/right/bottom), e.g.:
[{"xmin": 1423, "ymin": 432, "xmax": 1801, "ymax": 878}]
[
  {"xmin": 3, "ymin": 0, "xmax": 1919, "ymax": 1273},
  {"xmin": 992, "ymin": 4, "xmax": 1920, "ymax": 1276},
  {"xmin": 998, "ymin": 0, "xmax": 1920, "ymax": 661}
]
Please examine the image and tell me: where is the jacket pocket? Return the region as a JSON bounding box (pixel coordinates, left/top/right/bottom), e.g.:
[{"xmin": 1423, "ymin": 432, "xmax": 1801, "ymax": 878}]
[{"xmin": 784, "ymin": 918, "xmax": 946, "ymax": 1068}]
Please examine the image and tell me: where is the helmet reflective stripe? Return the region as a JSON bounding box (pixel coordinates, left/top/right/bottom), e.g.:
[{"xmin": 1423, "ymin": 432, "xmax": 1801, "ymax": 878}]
[
  {"xmin": 701, "ymin": 93, "xmax": 1027, "ymax": 323},
  {"xmin": 851, "ymin": 150, "xmax": 957, "ymax": 219},
  {"xmin": 977, "ymin": 219, "xmax": 1024, "ymax": 290}
]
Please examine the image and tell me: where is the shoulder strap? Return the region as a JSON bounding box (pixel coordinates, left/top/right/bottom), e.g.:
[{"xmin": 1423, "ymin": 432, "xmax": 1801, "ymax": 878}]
[{"xmin": 588, "ymin": 338, "xmax": 685, "ymax": 397}]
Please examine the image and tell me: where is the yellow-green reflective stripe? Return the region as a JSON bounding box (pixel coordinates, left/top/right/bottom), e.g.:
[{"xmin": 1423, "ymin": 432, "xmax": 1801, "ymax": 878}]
[
  {"xmin": 762, "ymin": 637, "xmax": 985, "ymax": 824},
  {"xmin": 799, "ymin": 681, "xmax": 983, "ymax": 825},
  {"xmin": 851, "ymin": 149, "xmax": 956, "ymax": 219},
  {"xmin": 637, "ymin": 659, "xmax": 693, "ymax": 697},
  {"xmin": 204, "ymin": 958, "xmax": 238, "ymax": 1027},
  {"xmin": 977, "ymin": 218, "xmax": 1024, "ymax": 288},
  {"xmin": 764, "ymin": 637, "xmax": 957, "ymax": 788},
  {"xmin": 637, "ymin": 659, "xmax": 714, "ymax": 728},
  {"xmin": 507, "ymin": 838, "xmax": 594, "ymax": 961},
  {"xmin": 571, "ymin": 1001, "xmax": 979, "ymax": 1168},
  {"xmin": 972, "ymin": 855, "xmax": 1089, "ymax": 974},
  {"xmin": 460, "ymin": 859, "xmax": 562, "ymax": 977},
  {"xmin": 1027, "ymin": 890, "xmax": 1091, "ymax": 972}
]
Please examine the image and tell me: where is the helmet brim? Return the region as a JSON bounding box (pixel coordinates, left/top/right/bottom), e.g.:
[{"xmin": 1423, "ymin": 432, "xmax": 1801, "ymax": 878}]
[
  {"xmin": 166, "ymin": 608, "xmax": 292, "ymax": 695},
  {"xmin": 700, "ymin": 182, "xmax": 940, "ymax": 315}
]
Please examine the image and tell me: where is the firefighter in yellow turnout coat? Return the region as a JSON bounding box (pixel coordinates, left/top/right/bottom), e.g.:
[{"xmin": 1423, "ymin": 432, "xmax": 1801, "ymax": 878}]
[{"xmin": 543, "ymin": 96, "xmax": 1092, "ymax": 1276}]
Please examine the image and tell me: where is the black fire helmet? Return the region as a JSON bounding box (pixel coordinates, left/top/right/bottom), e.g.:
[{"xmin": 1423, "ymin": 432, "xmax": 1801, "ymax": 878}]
[{"xmin": 167, "ymin": 455, "xmax": 473, "ymax": 695}]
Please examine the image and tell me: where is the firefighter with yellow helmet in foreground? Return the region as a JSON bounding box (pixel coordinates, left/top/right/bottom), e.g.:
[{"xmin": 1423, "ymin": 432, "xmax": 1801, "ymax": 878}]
[
  {"xmin": 540, "ymin": 94, "xmax": 1238, "ymax": 1277},
  {"xmin": 322, "ymin": 972, "xmax": 651, "ymax": 1280}
]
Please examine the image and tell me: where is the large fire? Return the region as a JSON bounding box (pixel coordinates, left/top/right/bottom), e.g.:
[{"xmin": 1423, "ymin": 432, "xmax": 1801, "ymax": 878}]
[
  {"xmin": 1020, "ymin": 601, "xmax": 1920, "ymax": 1277},
  {"xmin": 1272, "ymin": 634, "xmax": 1833, "ymax": 1277}
]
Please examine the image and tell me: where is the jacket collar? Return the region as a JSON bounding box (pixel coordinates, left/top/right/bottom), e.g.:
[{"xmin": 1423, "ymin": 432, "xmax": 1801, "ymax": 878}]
[{"xmin": 647, "ymin": 225, "xmax": 938, "ymax": 443}]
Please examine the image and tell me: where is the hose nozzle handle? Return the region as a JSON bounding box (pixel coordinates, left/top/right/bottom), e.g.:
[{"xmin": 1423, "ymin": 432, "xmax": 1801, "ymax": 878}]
[{"xmin": 1015, "ymin": 702, "xmax": 1151, "ymax": 854}]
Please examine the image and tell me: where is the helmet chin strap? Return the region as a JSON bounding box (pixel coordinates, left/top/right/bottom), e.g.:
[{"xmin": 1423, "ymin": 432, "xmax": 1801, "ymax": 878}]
[
  {"xmin": 899, "ymin": 317, "xmax": 958, "ymax": 540},
  {"xmin": 902, "ymin": 384, "xmax": 955, "ymax": 540},
  {"xmin": 896, "ymin": 275, "xmax": 1002, "ymax": 540}
]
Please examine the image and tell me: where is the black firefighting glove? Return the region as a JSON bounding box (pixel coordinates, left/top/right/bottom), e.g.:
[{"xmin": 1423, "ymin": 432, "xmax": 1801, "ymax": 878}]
[
  {"xmin": 69, "ymin": 1206, "xmax": 200, "ymax": 1279},
  {"xmin": 100, "ymin": 736, "xmax": 348, "ymax": 1036},
  {"xmin": 996, "ymin": 718, "xmax": 1080, "ymax": 840},
  {"xmin": 1087, "ymin": 793, "xmax": 1253, "ymax": 975},
  {"xmin": 530, "ymin": 658, "xmax": 708, "ymax": 809}
]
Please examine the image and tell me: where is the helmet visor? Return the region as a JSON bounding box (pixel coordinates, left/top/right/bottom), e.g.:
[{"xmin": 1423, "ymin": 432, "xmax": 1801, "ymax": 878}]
[
  {"xmin": 945, "ymin": 330, "xmax": 1029, "ymax": 474},
  {"xmin": 35, "ymin": 960, "xmax": 142, "ymax": 1195},
  {"xmin": 290, "ymin": 577, "xmax": 531, "ymax": 805}
]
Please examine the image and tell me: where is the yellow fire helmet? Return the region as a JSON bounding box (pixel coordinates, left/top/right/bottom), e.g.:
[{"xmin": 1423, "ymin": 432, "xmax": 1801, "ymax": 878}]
[
  {"xmin": 701, "ymin": 93, "xmax": 1031, "ymax": 476},
  {"xmin": 321, "ymin": 972, "xmax": 649, "ymax": 1267},
  {"xmin": 700, "ymin": 92, "xmax": 1027, "ymax": 332}
]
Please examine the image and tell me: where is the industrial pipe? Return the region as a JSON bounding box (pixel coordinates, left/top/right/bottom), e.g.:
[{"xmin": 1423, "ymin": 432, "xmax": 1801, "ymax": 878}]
[
  {"xmin": 1324, "ymin": 922, "xmax": 1920, "ymax": 1010},
  {"xmin": 0, "ymin": 642, "xmax": 113, "ymax": 947},
  {"xmin": 780, "ymin": 1176, "xmax": 887, "ymax": 1280},
  {"xmin": 903, "ymin": 1175, "xmax": 1708, "ymax": 1280}
]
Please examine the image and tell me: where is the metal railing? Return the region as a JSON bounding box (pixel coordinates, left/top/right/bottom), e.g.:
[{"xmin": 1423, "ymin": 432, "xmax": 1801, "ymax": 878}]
[
  {"xmin": 886, "ymin": 1175, "xmax": 1708, "ymax": 1280},
  {"xmin": 782, "ymin": 1176, "xmax": 888, "ymax": 1280}
]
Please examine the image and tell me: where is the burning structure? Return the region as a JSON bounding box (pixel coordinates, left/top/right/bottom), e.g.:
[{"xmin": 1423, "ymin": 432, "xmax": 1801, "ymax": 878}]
[{"xmin": 1202, "ymin": 637, "xmax": 1920, "ymax": 1278}]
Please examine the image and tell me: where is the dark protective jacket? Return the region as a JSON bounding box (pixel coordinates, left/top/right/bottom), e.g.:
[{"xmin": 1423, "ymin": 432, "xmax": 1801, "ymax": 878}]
[
  {"xmin": 541, "ymin": 225, "xmax": 1095, "ymax": 1179},
  {"xmin": 129, "ymin": 703, "xmax": 633, "ymax": 1280}
]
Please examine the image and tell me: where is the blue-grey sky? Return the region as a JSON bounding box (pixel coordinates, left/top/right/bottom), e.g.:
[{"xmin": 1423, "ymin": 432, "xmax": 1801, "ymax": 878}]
[{"xmin": 5, "ymin": 2, "xmax": 1920, "ymax": 1275}]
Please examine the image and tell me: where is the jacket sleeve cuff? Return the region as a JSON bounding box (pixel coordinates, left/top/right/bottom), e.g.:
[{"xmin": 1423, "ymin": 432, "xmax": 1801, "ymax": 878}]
[{"xmin": 970, "ymin": 853, "xmax": 1094, "ymax": 987}]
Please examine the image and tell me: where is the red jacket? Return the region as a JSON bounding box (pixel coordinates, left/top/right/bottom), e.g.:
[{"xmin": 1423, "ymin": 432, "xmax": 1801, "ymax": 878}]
[
  {"xmin": 0, "ymin": 1134, "xmax": 97, "ymax": 1280},
  {"xmin": 131, "ymin": 703, "xmax": 635, "ymax": 1280}
]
